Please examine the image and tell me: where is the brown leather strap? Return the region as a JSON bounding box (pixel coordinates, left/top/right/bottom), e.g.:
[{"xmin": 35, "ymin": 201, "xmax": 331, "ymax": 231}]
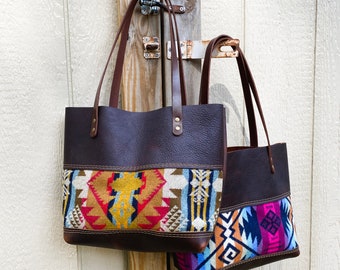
[
  {"xmin": 110, "ymin": 1, "xmax": 187, "ymax": 107},
  {"xmin": 90, "ymin": 0, "xmax": 137, "ymax": 137},
  {"xmin": 167, "ymin": 0, "xmax": 187, "ymax": 106},
  {"xmin": 200, "ymin": 35, "xmax": 258, "ymax": 147},
  {"xmin": 108, "ymin": 5, "xmax": 131, "ymax": 108},
  {"xmin": 200, "ymin": 35, "xmax": 275, "ymax": 173},
  {"xmin": 90, "ymin": 0, "xmax": 185, "ymax": 137},
  {"xmin": 165, "ymin": 0, "xmax": 185, "ymax": 134},
  {"xmin": 239, "ymin": 48, "xmax": 275, "ymax": 172}
]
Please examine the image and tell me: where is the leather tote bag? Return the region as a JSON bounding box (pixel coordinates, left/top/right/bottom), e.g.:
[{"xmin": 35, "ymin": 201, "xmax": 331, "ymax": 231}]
[
  {"xmin": 173, "ymin": 35, "xmax": 300, "ymax": 269},
  {"xmin": 62, "ymin": 0, "xmax": 226, "ymax": 253}
]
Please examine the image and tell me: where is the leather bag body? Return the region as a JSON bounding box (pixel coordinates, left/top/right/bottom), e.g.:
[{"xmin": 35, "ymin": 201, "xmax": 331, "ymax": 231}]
[
  {"xmin": 62, "ymin": 0, "xmax": 226, "ymax": 253},
  {"xmin": 174, "ymin": 35, "xmax": 299, "ymax": 269}
]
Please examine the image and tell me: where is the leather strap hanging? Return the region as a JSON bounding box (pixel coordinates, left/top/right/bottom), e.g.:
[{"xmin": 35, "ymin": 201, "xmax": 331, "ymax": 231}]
[{"xmin": 200, "ymin": 35, "xmax": 275, "ymax": 172}]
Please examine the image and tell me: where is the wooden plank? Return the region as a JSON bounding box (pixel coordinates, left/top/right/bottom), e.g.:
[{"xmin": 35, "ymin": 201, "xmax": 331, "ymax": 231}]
[
  {"xmin": 0, "ymin": 0, "xmax": 77, "ymax": 269},
  {"xmin": 117, "ymin": 1, "xmax": 164, "ymax": 269},
  {"xmin": 118, "ymin": 0, "xmax": 163, "ymax": 112},
  {"xmin": 128, "ymin": 252, "xmax": 167, "ymax": 270},
  {"xmin": 311, "ymin": 0, "xmax": 340, "ymax": 268},
  {"xmin": 163, "ymin": 0, "xmax": 202, "ymax": 106},
  {"xmin": 244, "ymin": 1, "xmax": 316, "ymax": 269},
  {"xmin": 66, "ymin": 0, "xmax": 126, "ymax": 269}
]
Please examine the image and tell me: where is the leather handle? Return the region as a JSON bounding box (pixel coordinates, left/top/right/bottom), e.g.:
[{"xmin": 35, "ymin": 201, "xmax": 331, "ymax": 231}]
[
  {"xmin": 199, "ymin": 36, "xmax": 258, "ymax": 147},
  {"xmin": 109, "ymin": 1, "xmax": 187, "ymax": 108},
  {"xmin": 90, "ymin": 0, "xmax": 185, "ymax": 137},
  {"xmin": 90, "ymin": 0, "xmax": 137, "ymax": 137},
  {"xmin": 200, "ymin": 35, "xmax": 275, "ymax": 173},
  {"xmin": 165, "ymin": 0, "xmax": 185, "ymax": 135}
]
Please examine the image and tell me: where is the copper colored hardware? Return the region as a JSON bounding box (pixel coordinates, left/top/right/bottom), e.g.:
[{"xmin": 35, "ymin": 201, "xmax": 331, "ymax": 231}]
[
  {"xmin": 143, "ymin": 36, "xmax": 161, "ymax": 59},
  {"xmin": 167, "ymin": 39, "xmax": 240, "ymax": 60}
]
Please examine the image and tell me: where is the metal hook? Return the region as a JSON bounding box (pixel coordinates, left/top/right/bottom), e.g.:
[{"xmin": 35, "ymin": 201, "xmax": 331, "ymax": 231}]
[{"xmin": 139, "ymin": 0, "xmax": 161, "ymax": 15}]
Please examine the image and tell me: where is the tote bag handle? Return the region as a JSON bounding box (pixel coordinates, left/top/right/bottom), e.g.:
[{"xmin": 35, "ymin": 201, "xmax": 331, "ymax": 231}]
[
  {"xmin": 199, "ymin": 38, "xmax": 258, "ymax": 147},
  {"xmin": 200, "ymin": 35, "xmax": 275, "ymax": 173},
  {"xmin": 90, "ymin": 0, "xmax": 186, "ymax": 137}
]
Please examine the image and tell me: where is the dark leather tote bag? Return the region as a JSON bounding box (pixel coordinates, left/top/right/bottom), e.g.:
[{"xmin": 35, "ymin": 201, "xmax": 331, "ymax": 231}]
[
  {"xmin": 62, "ymin": 0, "xmax": 226, "ymax": 253},
  {"xmin": 174, "ymin": 35, "xmax": 300, "ymax": 269}
]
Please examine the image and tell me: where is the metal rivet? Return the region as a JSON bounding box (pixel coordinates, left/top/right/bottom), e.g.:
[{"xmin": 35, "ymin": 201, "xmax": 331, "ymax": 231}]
[
  {"xmin": 91, "ymin": 128, "xmax": 96, "ymax": 133},
  {"xmin": 92, "ymin": 118, "xmax": 96, "ymax": 123},
  {"xmin": 175, "ymin": 126, "xmax": 181, "ymax": 131},
  {"xmin": 175, "ymin": 117, "xmax": 180, "ymax": 122}
]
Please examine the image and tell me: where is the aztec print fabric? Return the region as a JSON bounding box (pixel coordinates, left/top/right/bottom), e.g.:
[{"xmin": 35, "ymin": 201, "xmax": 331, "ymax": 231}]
[
  {"xmin": 63, "ymin": 168, "xmax": 223, "ymax": 232},
  {"xmin": 174, "ymin": 197, "xmax": 299, "ymax": 269}
]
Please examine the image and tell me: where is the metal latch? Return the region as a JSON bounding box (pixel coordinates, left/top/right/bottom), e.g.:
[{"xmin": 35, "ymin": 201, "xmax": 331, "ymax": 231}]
[
  {"xmin": 140, "ymin": 0, "xmax": 161, "ymax": 15},
  {"xmin": 167, "ymin": 39, "xmax": 240, "ymax": 59},
  {"xmin": 139, "ymin": 0, "xmax": 186, "ymax": 15},
  {"xmin": 143, "ymin": 36, "xmax": 160, "ymax": 59}
]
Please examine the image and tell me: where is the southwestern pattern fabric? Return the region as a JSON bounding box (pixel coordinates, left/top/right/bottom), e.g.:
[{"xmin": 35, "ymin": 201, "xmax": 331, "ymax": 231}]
[
  {"xmin": 175, "ymin": 197, "xmax": 298, "ymax": 270},
  {"xmin": 63, "ymin": 168, "xmax": 223, "ymax": 232}
]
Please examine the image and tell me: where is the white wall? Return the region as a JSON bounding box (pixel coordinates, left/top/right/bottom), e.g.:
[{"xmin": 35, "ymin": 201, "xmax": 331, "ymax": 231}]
[
  {"xmin": 0, "ymin": 0, "xmax": 339, "ymax": 269},
  {"xmin": 0, "ymin": 0, "xmax": 77, "ymax": 269}
]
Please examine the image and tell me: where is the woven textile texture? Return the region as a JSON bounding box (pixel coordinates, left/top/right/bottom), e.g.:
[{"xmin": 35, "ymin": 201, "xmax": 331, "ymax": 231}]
[
  {"xmin": 63, "ymin": 168, "xmax": 223, "ymax": 232},
  {"xmin": 175, "ymin": 197, "xmax": 299, "ymax": 269}
]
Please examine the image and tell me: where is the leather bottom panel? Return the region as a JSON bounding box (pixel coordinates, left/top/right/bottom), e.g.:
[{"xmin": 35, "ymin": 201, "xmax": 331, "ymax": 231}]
[
  {"xmin": 222, "ymin": 248, "xmax": 300, "ymax": 269},
  {"xmin": 64, "ymin": 228, "xmax": 212, "ymax": 252}
]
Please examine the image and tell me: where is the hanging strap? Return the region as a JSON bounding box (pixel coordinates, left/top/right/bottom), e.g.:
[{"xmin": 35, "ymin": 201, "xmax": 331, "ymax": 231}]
[
  {"xmin": 90, "ymin": 0, "xmax": 185, "ymax": 137},
  {"xmin": 109, "ymin": 1, "xmax": 187, "ymax": 108},
  {"xmin": 199, "ymin": 36, "xmax": 258, "ymax": 147},
  {"xmin": 200, "ymin": 35, "xmax": 275, "ymax": 173}
]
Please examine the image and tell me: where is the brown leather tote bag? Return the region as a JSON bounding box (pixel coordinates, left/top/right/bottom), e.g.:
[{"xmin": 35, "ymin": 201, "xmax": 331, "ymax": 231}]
[
  {"xmin": 174, "ymin": 35, "xmax": 300, "ymax": 269},
  {"xmin": 62, "ymin": 0, "xmax": 226, "ymax": 253}
]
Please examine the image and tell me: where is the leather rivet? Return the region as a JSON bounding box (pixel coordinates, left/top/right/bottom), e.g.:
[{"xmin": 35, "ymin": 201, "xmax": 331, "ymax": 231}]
[
  {"xmin": 175, "ymin": 126, "xmax": 181, "ymax": 131},
  {"xmin": 175, "ymin": 117, "xmax": 180, "ymax": 122}
]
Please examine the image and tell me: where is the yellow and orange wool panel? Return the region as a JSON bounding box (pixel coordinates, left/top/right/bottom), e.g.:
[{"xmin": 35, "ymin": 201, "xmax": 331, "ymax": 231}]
[{"xmin": 63, "ymin": 168, "xmax": 223, "ymax": 232}]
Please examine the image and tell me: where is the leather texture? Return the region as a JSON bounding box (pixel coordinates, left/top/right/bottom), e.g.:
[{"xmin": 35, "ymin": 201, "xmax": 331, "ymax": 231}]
[
  {"xmin": 222, "ymin": 143, "xmax": 291, "ymax": 211},
  {"xmin": 64, "ymin": 104, "xmax": 225, "ymax": 171},
  {"xmin": 64, "ymin": 229, "xmax": 212, "ymax": 252}
]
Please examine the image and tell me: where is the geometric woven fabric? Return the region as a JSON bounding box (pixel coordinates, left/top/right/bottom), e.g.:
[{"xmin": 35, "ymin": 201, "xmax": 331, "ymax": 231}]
[
  {"xmin": 63, "ymin": 168, "xmax": 223, "ymax": 232},
  {"xmin": 174, "ymin": 196, "xmax": 299, "ymax": 269}
]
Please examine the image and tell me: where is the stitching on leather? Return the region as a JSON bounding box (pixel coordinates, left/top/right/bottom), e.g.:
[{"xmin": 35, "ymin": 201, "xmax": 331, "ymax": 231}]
[
  {"xmin": 220, "ymin": 192, "xmax": 291, "ymax": 212},
  {"xmin": 64, "ymin": 228, "xmax": 212, "ymax": 238},
  {"xmin": 221, "ymin": 247, "xmax": 300, "ymax": 269},
  {"xmin": 64, "ymin": 163, "xmax": 224, "ymax": 171}
]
